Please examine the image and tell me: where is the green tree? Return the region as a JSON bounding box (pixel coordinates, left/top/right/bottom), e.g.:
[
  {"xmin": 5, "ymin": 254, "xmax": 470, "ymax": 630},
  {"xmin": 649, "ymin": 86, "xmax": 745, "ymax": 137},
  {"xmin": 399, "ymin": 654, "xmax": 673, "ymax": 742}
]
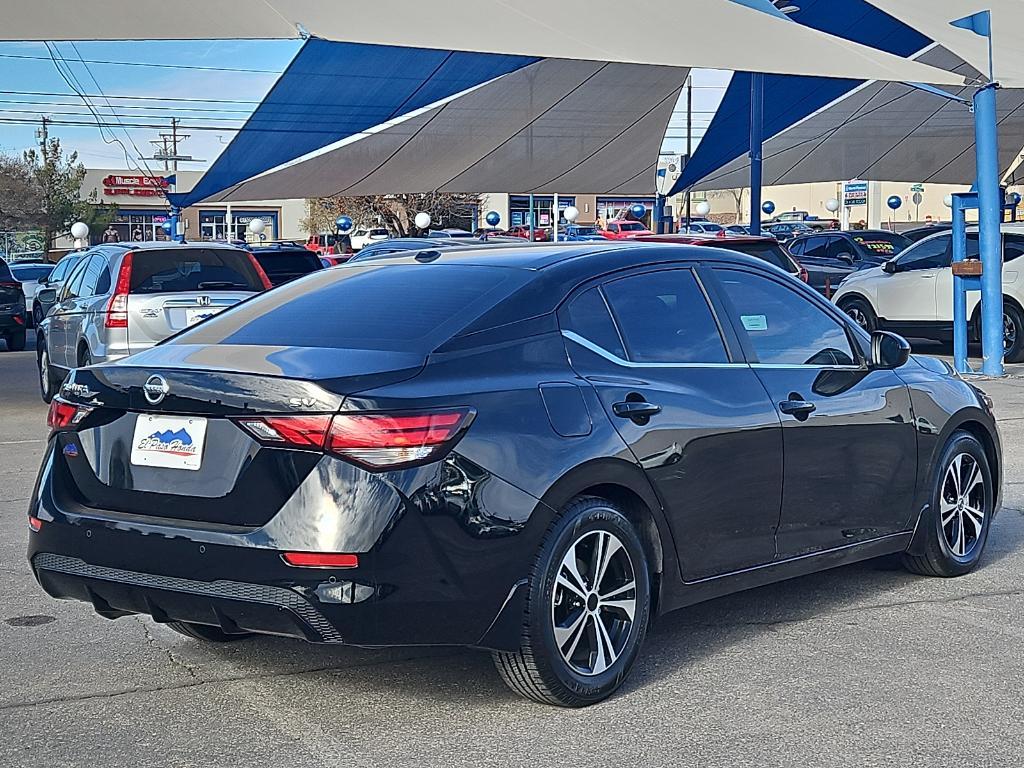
[
  {"xmin": 23, "ymin": 138, "xmax": 115, "ymax": 249},
  {"xmin": 0, "ymin": 154, "xmax": 43, "ymax": 231}
]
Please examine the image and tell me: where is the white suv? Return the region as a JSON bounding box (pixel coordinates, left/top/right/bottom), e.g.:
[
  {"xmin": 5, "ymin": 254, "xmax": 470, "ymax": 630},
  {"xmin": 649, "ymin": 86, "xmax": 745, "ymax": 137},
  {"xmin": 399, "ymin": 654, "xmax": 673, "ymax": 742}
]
[
  {"xmin": 832, "ymin": 224, "xmax": 1024, "ymax": 362},
  {"xmin": 350, "ymin": 227, "xmax": 390, "ymax": 250}
]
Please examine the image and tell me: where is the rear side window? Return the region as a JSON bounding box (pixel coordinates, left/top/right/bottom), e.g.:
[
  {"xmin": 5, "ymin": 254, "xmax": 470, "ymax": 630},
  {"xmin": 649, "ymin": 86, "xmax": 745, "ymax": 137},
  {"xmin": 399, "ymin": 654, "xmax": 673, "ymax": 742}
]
[
  {"xmin": 603, "ymin": 269, "xmax": 728, "ymax": 364},
  {"xmin": 174, "ymin": 264, "xmax": 527, "ymax": 352},
  {"xmin": 559, "ymin": 287, "xmax": 626, "ymax": 359},
  {"xmin": 714, "ymin": 268, "xmax": 855, "ymax": 366},
  {"xmin": 801, "ymin": 236, "xmax": 829, "ymax": 258},
  {"xmin": 0, "ymin": 260, "xmax": 12, "ymax": 280},
  {"xmin": 129, "ymin": 248, "xmax": 263, "ymax": 293},
  {"xmin": 253, "ymin": 250, "xmax": 322, "ymax": 285}
]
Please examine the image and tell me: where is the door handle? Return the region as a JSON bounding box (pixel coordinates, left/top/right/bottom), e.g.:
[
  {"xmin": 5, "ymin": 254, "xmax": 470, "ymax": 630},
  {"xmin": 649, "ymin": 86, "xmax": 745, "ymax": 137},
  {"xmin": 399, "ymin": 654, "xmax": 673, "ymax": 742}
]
[
  {"xmin": 779, "ymin": 399, "xmax": 816, "ymax": 418},
  {"xmin": 612, "ymin": 401, "xmax": 662, "ymax": 419},
  {"xmin": 920, "ymin": 274, "xmax": 935, "ymax": 279}
]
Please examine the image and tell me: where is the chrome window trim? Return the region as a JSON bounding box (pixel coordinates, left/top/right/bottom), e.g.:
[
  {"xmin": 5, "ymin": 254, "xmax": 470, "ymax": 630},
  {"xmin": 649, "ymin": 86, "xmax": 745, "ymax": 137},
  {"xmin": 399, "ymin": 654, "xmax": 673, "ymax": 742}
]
[{"xmin": 561, "ymin": 330, "xmax": 748, "ymax": 369}]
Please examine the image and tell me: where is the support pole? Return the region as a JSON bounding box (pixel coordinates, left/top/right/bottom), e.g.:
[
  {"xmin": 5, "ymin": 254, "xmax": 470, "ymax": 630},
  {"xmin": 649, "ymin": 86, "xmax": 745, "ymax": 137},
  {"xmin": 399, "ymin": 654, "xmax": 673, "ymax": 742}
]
[
  {"xmin": 528, "ymin": 193, "xmax": 535, "ymax": 240},
  {"xmin": 654, "ymin": 194, "xmax": 666, "ymax": 234},
  {"xmin": 974, "ymin": 83, "xmax": 1004, "ymax": 376},
  {"xmin": 684, "ymin": 72, "xmax": 693, "ymax": 232},
  {"xmin": 951, "ymin": 193, "xmax": 973, "ymax": 375},
  {"xmin": 749, "ymin": 73, "xmax": 764, "ymax": 236}
]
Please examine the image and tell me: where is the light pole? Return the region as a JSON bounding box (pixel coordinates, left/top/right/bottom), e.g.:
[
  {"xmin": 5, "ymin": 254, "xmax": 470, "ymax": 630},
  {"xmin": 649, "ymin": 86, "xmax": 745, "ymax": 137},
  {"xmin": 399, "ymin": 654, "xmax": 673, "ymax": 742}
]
[
  {"xmin": 247, "ymin": 217, "xmax": 266, "ymax": 243},
  {"xmin": 70, "ymin": 222, "xmax": 89, "ymax": 250},
  {"xmin": 414, "ymin": 212, "xmax": 432, "ymax": 235}
]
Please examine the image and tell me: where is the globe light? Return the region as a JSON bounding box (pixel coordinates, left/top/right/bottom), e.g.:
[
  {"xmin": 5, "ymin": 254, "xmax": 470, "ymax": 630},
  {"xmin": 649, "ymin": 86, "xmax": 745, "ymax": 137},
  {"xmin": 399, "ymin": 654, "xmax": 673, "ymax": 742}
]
[
  {"xmin": 70, "ymin": 222, "xmax": 89, "ymax": 240},
  {"xmin": 944, "ymin": 194, "xmax": 954, "ymax": 208},
  {"xmin": 887, "ymin": 195, "xmax": 902, "ymax": 211},
  {"xmin": 485, "ymin": 210, "xmax": 501, "ymax": 227},
  {"xmin": 695, "ymin": 201, "xmax": 711, "ymax": 217},
  {"xmin": 762, "ymin": 200, "xmax": 776, "ymax": 215},
  {"xmin": 825, "ymin": 198, "xmax": 841, "ymax": 213},
  {"xmin": 247, "ymin": 218, "xmax": 266, "ymax": 235},
  {"xmin": 414, "ymin": 212, "xmax": 432, "ymax": 230},
  {"xmin": 335, "ymin": 215, "xmax": 354, "ymax": 233},
  {"xmin": 563, "ymin": 206, "xmax": 580, "ymax": 223}
]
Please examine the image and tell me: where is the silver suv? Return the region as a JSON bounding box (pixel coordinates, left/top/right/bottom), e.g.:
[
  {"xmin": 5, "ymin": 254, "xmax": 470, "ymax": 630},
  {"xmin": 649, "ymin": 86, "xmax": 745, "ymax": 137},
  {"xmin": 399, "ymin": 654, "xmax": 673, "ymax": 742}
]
[{"xmin": 37, "ymin": 242, "xmax": 269, "ymax": 401}]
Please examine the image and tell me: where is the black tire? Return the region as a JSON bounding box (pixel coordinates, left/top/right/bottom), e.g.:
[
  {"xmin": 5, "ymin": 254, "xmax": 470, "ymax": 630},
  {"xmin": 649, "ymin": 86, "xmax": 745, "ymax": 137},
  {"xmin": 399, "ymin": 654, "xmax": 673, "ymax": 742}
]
[
  {"xmin": 33, "ymin": 303, "xmax": 43, "ymax": 327},
  {"xmin": 839, "ymin": 296, "xmax": 878, "ymax": 333},
  {"xmin": 165, "ymin": 621, "xmax": 253, "ymax": 642},
  {"xmin": 903, "ymin": 431, "xmax": 994, "ymax": 577},
  {"xmin": 492, "ymin": 496, "xmax": 651, "ymax": 707},
  {"xmin": 1003, "ymin": 302, "xmax": 1024, "ymax": 363},
  {"xmin": 77, "ymin": 345, "xmax": 92, "ymax": 368},
  {"xmin": 37, "ymin": 338, "xmax": 60, "ymax": 404},
  {"xmin": 7, "ymin": 329, "xmax": 26, "ymax": 352}
]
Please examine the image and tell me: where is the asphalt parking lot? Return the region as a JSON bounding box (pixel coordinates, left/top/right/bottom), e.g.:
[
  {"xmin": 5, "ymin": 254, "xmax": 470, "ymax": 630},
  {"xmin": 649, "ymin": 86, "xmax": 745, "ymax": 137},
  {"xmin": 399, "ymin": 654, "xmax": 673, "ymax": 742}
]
[{"xmin": 2, "ymin": 331, "xmax": 1024, "ymax": 767}]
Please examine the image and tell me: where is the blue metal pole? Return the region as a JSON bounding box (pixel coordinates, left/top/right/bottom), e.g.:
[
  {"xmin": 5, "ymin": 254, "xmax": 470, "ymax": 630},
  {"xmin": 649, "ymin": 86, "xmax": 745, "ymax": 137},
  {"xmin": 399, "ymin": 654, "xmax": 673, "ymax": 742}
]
[
  {"xmin": 168, "ymin": 208, "xmax": 182, "ymax": 243},
  {"xmin": 654, "ymin": 194, "xmax": 666, "ymax": 234},
  {"xmin": 528, "ymin": 193, "xmax": 535, "ymax": 240},
  {"xmin": 749, "ymin": 73, "xmax": 764, "ymax": 237},
  {"xmin": 951, "ymin": 194, "xmax": 971, "ymax": 374},
  {"xmin": 974, "ymin": 83, "xmax": 1003, "ymax": 376}
]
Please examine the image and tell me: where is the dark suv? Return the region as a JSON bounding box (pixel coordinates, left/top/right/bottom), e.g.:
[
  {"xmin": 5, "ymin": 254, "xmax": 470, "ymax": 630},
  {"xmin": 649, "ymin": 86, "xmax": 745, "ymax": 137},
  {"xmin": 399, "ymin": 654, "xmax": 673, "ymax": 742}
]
[
  {"xmin": 0, "ymin": 258, "xmax": 27, "ymax": 350},
  {"xmin": 29, "ymin": 243, "xmax": 1001, "ymax": 706},
  {"xmin": 788, "ymin": 230, "xmax": 911, "ymax": 295}
]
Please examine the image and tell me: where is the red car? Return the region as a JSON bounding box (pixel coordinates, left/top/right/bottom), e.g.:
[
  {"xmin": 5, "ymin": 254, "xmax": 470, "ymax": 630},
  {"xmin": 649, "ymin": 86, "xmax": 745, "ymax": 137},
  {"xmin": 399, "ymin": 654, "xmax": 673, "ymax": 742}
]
[
  {"xmin": 506, "ymin": 225, "xmax": 550, "ymax": 242},
  {"xmin": 600, "ymin": 220, "xmax": 654, "ymax": 239},
  {"xmin": 633, "ymin": 233, "xmax": 809, "ymax": 284}
]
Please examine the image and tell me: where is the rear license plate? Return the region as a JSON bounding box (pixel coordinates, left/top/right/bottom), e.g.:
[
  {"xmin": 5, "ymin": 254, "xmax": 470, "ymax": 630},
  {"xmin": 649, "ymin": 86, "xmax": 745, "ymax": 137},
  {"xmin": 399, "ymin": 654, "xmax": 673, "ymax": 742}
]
[
  {"xmin": 130, "ymin": 414, "xmax": 208, "ymax": 471},
  {"xmin": 185, "ymin": 307, "xmax": 224, "ymax": 326}
]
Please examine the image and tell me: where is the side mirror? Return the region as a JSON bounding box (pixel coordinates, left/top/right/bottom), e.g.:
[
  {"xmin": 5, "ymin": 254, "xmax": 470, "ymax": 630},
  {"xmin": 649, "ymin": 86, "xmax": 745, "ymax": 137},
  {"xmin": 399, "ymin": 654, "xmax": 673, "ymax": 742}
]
[
  {"xmin": 36, "ymin": 287, "xmax": 57, "ymax": 304},
  {"xmin": 836, "ymin": 252, "xmax": 855, "ymax": 265},
  {"xmin": 882, "ymin": 259, "xmax": 899, "ymax": 274},
  {"xmin": 871, "ymin": 331, "xmax": 911, "ymax": 370}
]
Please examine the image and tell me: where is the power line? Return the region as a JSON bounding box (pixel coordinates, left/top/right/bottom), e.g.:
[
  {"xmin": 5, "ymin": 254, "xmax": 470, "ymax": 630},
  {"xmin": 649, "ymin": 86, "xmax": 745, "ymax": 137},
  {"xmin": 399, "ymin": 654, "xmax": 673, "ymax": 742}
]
[{"xmin": 0, "ymin": 51, "xmax": 288, "ymax": 74}]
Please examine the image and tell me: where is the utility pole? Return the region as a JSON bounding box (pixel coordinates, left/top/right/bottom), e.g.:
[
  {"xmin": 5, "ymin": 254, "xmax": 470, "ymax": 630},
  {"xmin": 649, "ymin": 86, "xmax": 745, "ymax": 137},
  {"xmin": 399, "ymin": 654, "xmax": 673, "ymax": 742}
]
[{"xmin": 684, "ymin": 73, "xmax": 692, "ymax": 231}]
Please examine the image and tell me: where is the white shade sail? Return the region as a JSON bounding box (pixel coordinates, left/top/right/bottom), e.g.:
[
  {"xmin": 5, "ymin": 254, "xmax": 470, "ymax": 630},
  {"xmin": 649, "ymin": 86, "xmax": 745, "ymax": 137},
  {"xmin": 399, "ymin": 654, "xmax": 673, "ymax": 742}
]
[
  {"xmin": 866, "ymin": 0, "xmax": 1024, "ymax": 87},
  {"xmin": 1, "ymin": 0, "xmax": 965, "ymax": 85},
  {"xmin": 199, "ymin": 59, "xmax": 686, "ymax": 201},
  {"xmin": 690, "ymin": 47, "xmax": 1024, "ymax": 191}
]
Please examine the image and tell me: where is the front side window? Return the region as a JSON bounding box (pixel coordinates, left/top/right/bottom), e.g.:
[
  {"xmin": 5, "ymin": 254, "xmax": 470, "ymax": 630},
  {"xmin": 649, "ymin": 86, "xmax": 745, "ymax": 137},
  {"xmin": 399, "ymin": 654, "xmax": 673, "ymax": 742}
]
[
  {"xmin": 714, "ymin": 268, "xmax": 856, "ymax": 366},
  {"xmin": 61, "ymin": 258, "xmax": 91, "ymax": 301},
  {"xmin": 801, "ymin": 236, "xmax": 829, "ymax": 258},
  {"xmin": 896, "ymin": 234, "xmax": 951, "ymax": 271},
  {"xmin": 602, "ymin": 269, "xmax": 728, "ymax": 364}
]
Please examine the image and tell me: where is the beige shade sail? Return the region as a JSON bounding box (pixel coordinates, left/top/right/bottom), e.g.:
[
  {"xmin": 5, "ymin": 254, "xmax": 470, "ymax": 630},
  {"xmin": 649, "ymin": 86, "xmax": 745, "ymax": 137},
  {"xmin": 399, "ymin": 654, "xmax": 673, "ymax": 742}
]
[{"xmin": 0, "ymin": 0, "xmax": 966, "ymax": 85}]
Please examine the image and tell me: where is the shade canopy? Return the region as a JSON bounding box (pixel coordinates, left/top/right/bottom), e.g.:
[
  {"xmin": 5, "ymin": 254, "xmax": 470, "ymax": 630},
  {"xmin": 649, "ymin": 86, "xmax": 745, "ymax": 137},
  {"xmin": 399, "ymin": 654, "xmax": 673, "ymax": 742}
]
[
  {"xmin": 187, "ymin": 56, "xmax": 687, "ymax": 203},
  {"xmin": 866, "ymin": 0, "xmax": 1024, "ymax": 87},
  {"xmin": 686, "ymin": 48, "xmax": 1024, "ymax": 191},
  {"xmin": 3, "ymin": 0, "xmax": 965, "ymax": 85}
]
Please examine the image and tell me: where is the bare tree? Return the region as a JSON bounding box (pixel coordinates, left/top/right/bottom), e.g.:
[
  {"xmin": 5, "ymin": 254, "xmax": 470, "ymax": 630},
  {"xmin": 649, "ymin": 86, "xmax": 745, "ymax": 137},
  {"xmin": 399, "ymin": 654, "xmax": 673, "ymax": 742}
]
[
  {"xmin": 303, "ymin": 193, "xmax": 482, "ymax": 236},
  {"xmin": 707, "ymin": 188, "xmax": 746, "ymax": 224}
]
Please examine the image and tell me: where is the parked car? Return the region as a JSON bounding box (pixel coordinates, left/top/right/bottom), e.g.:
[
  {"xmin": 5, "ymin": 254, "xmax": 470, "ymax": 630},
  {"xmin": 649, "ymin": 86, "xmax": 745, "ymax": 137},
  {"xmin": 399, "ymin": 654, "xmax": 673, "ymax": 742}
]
[
  {"xmin": 348, "ymin": 237, "xmax": 477, "ymax": 263},
  {"xmin": 10, "ymin": 262, "xmax": 54, "ymax": 328},
  {"xmin": 769, "ymin": 211, "xmax": 840, "ymax": 230},
  {"xmin": 560, "ymin": 225, "xmax": 608, "ymax": 242},
  {"xmin": 787, "ymin": 230, "xmax": 911, "ymax": 296},
  {"xmin": 28, "ymin": 242, "xmax": 1000, "ymax": 707},
  {"xmin": 634, "ymin": 233, "xmax": 808, "ymax": 284},
  {"xmin": 0, "ymin": 258, "xmax": 27, "ymax": 350},
  {"xmin": 32, "ymin": 252, "xmax": 87, "ymax": 326},
  {"xmin": 833, "ymin": 225, "xmax": 1024, "ymax": 362},
  {"xmin": 506, "ymin": 225, "xmax": 550, "ymax": 242},
  {"xmin": 350, "ymin": 227, "xmax": 390, "ymax": 250},
  {"xmin": 249, "ymin": 244, "xmax": 324, "ymax": 286},
  {"xmin": 600, "ymin": 221, "xmax": 654, "ymax": 239},
  {"xmin": 305, "ymin": 233, "xmax": 341, "ymax": 255},
  {"xmin": 725, "ymin": 224, "xmax": 751, "ymax": 234},
  {"xmin": 428, "ymin": 228, "xmax": 477, "ymax": 239},
  {"xmin": 35, "ymin": 242, "xmax": 272, "ymax": 402},
  {"xmin": 764, "ymin": 222, "xmax": 814, "ymax": 244},
  {"xmin": 678, "ymin": 221, "xmax": 726, "ymax": 235},
  {"xmin": 902, "ymin": 223, "xmax": 954, "ymax": 242}
]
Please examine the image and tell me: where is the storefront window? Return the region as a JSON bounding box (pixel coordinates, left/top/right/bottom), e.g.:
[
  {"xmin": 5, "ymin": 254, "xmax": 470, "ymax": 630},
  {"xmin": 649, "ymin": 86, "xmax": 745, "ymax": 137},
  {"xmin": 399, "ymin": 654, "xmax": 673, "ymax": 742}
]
[
  {"xmin": 199, "ymin": 211, "xmax": 279, "ymax": 243},
  {"xmin": 509, "ymin": 196, "xmax": 577, "ymax": 229},
  {"xmin": 596, "ymin": 198, "xmax": 655, "ymax": 229},
  {"xmin": 107, "ymin": 211, "xmax": 172, "ymax": 243}
]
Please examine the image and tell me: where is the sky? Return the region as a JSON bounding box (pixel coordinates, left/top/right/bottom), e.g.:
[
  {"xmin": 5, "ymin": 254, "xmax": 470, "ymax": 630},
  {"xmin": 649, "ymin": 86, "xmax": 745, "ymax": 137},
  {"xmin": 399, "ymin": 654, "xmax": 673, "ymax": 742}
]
[{"xmin": 0, "ymin": 39, "xmax": 730, "ymax": 174}]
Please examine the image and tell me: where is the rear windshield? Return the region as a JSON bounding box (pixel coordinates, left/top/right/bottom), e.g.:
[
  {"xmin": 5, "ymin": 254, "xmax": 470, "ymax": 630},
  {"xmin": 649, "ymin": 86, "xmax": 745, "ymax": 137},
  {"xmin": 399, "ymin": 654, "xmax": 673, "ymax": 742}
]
[
  {"xmin": 129, "ymin": 248, "xmax": 264, "ymax": 294},
  {"xmin": 715, "ymin": 241, "xmax": 796, "ymax": 273},
  {"xmin": 11, "ymin": 264, "xmax": 53, "ymax": 281},
  {"xmin": 173, "ymin": 263, "xmax": 527, "ymax": 352},
  {"xmin": 618, "ymin": 222, "xmax": 647, "ymax": 232},
  {"xmin": 0, "ymin": 260, "xmax": 13, "ymax": 280},
  {"xmin": 851, "ymin": 232, "xmax": 909, "ymax": 257},
  {"xmin": 253, "ymin": 250, "xmax": 322, "ymax": 285}
]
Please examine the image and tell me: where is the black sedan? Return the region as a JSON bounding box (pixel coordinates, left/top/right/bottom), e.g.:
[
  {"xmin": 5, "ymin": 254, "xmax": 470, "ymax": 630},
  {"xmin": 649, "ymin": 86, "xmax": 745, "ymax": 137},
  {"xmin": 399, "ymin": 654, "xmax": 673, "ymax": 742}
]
[
  {"xmin": 788, "ymin": 230, "xmax": 911, "ymax": 295},
  {"xmin": 29, "ymin": 243, "xmax": 1001, "ymax": 707}
]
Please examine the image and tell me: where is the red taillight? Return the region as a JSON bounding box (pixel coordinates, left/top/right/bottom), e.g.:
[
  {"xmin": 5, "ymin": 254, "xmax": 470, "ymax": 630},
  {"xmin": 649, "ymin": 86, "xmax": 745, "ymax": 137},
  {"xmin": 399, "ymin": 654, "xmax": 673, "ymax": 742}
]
[
  {"xmin": 234, "ymin": 409, "xmax": 472, "ymax": 470},
  {"xmin": 236, "ymin": 415, "xmax": 332, "ymax": 448},
  {"xmin": 47, "ymin": 398, "xmax": 92, "ymax": 431},
  {"xmin": 0, "ymin": 280, "xmax": 19, "ymax": 289},
  {"xmin": 282, "ymin": 552, "xmax": 359, "ymax": 568},
  {"xmin": 105, "ymin": 251, "xmax": 133, "ymax": 328},
  {"xmin": 326, "ymin": 410, "xmax": 472, "ymax": 469},
  {"xmin": 28, "ymin": 515, "xmax": 43, "ymax": 532}
]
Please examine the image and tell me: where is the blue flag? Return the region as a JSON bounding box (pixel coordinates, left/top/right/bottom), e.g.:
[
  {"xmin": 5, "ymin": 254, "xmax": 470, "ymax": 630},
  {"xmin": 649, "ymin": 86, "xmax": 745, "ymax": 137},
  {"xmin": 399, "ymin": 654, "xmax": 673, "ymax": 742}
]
[{"xmin": 950, "ymin": 10, "xmax": 992, "ymax": 38}]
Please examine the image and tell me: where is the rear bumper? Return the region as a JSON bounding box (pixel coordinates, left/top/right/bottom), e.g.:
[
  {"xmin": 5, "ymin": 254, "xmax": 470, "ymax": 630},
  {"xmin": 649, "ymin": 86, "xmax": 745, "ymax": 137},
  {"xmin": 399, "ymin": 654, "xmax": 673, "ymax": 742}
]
[
  {"xmin": 28, "ymin": 441, "xmax": 546, "ymax": 650},
  {"xmin": 0, "ymin": 310, "xmax": 26, "ymax": 330}
]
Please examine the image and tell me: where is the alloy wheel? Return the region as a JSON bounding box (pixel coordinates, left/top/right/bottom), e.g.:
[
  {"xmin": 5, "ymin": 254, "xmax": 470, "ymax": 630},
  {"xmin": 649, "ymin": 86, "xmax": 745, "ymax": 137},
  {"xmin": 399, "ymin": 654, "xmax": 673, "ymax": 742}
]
[
  {"xmin": 551, "ymin": 529, "xmax": 637, "ymax": 676},
  {"xmin": 940, "ymin": 453, "xmax": 986, "ymax": 558},
  {"xmin": 1004, "ymin": 312, "xmax": 1017, "ymax": 352},
  {"xmin": 40, "ymin": 349, "xmax": 50, "ymax": 395},
  {"xmin": 846, "ymin": 306, "xmax": 869, "ymax": 330}
]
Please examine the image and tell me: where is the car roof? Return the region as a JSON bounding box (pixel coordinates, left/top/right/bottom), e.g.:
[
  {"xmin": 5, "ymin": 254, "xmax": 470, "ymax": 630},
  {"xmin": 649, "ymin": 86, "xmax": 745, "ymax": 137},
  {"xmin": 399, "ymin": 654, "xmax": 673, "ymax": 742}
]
[
  {"xmin": 636, "ymin": 234, "xmax": 777, "ymax": 246},
  {"xmin": 100, "ymin": 240, "xmax": 249, "ymax": 252}
]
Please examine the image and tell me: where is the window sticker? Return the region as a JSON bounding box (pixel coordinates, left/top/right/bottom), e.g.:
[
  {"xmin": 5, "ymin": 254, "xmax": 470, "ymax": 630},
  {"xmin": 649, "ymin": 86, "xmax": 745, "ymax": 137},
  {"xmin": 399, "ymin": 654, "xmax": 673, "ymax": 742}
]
[{"xmin": 741, "ymin": 314, "xmax": 768, "ymax": 332}]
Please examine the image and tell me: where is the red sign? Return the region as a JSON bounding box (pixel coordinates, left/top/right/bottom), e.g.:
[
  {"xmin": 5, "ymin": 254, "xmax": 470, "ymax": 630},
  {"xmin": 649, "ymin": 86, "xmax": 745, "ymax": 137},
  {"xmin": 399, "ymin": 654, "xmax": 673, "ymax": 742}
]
[{"xmin": 103, "ymin": 174, "xmax": 170, "ymax": 198}]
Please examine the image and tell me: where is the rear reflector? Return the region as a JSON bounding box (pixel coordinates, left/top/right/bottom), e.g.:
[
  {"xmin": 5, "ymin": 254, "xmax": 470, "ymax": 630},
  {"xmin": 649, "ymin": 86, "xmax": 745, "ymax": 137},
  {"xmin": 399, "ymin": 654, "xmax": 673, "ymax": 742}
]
[
  {"xmin": 234, "ymin": 408, "xmax": 473, "ymax": 470},
  {"xmin": 282, "ymin": 552, "xmax": 358, "ymax": 568},
  {"xmin": 47, "ymin": 398, "xmax": 92, "ymax": 431},
  {"xmin": 28, "ymin": 515, "xmax": 43, "ymax": 532}
]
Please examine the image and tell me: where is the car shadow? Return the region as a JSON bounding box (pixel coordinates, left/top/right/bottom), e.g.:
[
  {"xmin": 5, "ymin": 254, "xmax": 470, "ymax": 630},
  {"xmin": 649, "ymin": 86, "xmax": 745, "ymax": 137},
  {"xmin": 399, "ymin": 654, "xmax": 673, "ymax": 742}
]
[{"xmin": 192, "ymin": 515, "xmax": 1023, "ymax": 706}]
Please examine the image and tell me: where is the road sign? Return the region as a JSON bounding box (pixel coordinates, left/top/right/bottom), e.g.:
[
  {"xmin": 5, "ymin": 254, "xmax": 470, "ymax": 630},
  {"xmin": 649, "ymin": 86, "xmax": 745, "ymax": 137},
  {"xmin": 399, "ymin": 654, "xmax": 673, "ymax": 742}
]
[
  {"xmin": 843, "ymin": 181, "xmax": 868, "ymax": 207},
  {"xmin": 911, "ymin": 183, "xmax": 925, "ymax": 193},
  {"xmin": 912, "ymin": 192, "xmax": 923, "ymax": 206}
]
